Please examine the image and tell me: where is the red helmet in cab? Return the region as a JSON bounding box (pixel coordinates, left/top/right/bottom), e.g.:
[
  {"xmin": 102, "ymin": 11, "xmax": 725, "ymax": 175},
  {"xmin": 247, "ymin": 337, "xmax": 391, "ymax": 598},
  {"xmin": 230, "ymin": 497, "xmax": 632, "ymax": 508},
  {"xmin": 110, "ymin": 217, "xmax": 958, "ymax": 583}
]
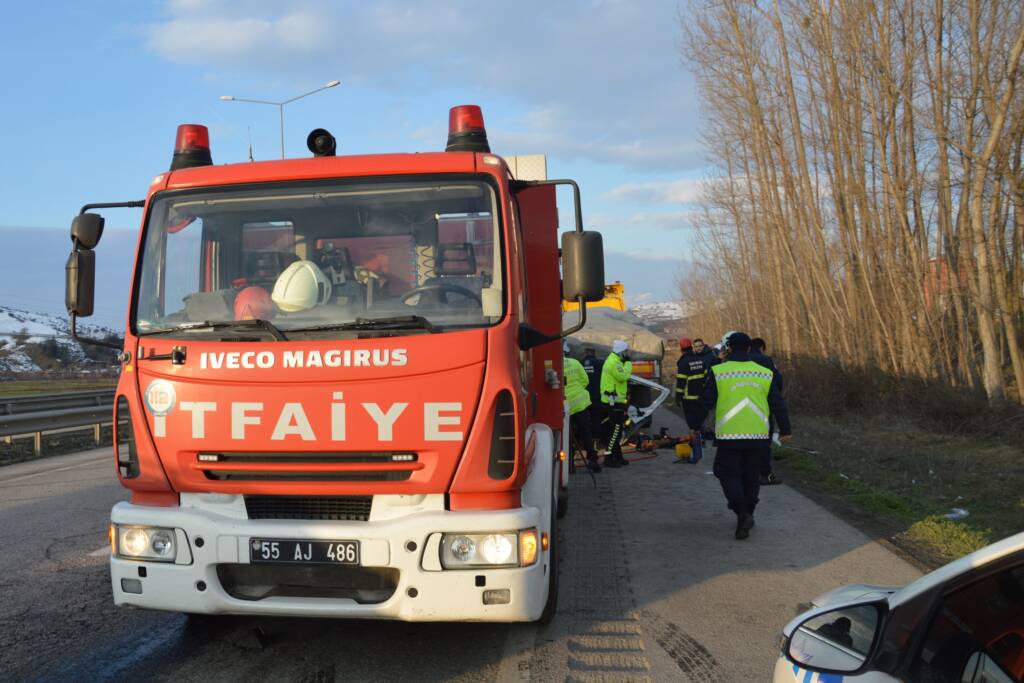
[{"xmin": 234, "ymin": 286, "xmax": 274, "ymax": 320}]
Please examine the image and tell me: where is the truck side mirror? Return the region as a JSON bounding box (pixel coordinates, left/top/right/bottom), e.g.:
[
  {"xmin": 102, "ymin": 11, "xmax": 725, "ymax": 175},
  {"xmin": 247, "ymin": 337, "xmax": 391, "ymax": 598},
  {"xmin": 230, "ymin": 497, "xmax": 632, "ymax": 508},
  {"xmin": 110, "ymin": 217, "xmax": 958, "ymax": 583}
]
[
  {"xmin": 65, "ymin": 249, "xmax": 96, "ymax": 317},
  {"xmin": 561, "ymin": 230, "xmax": 604, "ymax": 302},
  {"xmin": 71, "ymin": 213, "xmax": 105, "ymax": 249}
]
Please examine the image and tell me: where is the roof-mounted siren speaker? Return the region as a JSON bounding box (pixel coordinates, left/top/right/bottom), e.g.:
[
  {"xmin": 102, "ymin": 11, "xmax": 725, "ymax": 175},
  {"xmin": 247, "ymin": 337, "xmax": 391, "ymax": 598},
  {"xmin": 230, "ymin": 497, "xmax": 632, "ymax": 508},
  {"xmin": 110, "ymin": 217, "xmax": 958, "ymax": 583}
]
[
  {"xmin": 445, "ymin": 105, "xmax": 490, "ymax": 153},
  {"xmin": 307, "ymin": 128, "xmax": 336, "ymax": 157},
  {"xmin": 169, "ymin": 124, "xmax": 213, "ymax": 171}
]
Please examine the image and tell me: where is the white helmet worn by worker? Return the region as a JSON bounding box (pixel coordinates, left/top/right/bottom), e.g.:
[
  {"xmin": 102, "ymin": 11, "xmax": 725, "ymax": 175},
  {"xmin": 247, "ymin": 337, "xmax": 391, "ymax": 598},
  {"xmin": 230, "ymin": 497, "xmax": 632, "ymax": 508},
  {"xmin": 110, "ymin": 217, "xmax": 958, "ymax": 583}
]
[
  {"xmin": 272, "ymin": 260, "xmax": 332, "ymax": 312},
  {"xmin": 612, "ymin": 340, "xmax": 628, "ymax": 355},
  {"xmin": 721, "ymin": 330, "xmax": 738, "ymax": 348}
]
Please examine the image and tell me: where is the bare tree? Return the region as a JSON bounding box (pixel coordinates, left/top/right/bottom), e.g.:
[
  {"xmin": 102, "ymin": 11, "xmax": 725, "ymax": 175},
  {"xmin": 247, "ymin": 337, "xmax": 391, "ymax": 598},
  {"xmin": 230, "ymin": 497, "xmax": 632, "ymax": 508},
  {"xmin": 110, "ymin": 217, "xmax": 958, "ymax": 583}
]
[{"xmin": 681, "ymin": 0, "xmax": 1024, "ymax": 404}]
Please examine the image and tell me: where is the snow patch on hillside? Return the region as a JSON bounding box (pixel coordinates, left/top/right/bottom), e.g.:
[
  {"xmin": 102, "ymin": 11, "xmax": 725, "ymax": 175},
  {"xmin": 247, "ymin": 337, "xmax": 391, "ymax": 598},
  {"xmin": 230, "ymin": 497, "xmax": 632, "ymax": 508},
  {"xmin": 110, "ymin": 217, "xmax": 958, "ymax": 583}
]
[
  {"xmin": 0, "ymin": 306, "xmax": 118, "ymax": 373},
  {"xmin": 630, "ymin": 301, "xmax": 688, "ymax": 324}
]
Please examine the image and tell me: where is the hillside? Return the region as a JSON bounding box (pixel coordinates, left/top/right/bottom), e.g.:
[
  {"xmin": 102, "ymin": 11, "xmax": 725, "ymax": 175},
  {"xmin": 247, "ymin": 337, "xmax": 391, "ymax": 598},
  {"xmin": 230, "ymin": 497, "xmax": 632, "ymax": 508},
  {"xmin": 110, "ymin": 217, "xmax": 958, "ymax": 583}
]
[{"xmin": 0, "ymin": 306, "xmax": 119, "ymax": 373}]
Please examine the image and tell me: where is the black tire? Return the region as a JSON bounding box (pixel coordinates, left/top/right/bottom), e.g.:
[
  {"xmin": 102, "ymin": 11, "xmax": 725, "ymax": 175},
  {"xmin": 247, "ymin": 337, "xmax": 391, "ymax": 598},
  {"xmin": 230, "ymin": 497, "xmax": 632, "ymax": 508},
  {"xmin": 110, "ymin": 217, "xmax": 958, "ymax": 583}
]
[{"xmin": 538, "ymin": 502, "xmax": 559, "ymax": 624}]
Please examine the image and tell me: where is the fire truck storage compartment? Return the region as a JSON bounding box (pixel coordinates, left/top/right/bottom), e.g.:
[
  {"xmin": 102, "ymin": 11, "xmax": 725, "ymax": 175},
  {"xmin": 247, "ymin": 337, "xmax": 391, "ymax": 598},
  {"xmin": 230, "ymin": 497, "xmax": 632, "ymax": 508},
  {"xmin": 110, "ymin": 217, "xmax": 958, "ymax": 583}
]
[{"xmin": 217, "ymin": 563, "xmax": 399, "ymax": 602}]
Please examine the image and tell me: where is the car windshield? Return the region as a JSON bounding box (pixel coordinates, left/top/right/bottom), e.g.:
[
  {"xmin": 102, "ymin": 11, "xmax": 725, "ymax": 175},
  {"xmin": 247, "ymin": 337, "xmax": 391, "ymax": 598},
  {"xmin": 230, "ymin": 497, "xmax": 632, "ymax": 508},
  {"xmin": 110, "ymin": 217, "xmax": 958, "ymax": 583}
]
[{"xmin": 133, "ymin": 178, "xmax": 504, "ymax": 339}]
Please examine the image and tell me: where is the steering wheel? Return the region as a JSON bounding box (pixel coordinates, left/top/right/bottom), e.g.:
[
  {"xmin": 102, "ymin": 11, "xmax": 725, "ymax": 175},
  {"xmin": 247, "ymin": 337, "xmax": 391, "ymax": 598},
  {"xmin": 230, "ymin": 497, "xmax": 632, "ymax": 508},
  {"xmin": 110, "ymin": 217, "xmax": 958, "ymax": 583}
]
[{"xmin": 400, "ymin": 283, "xmax": 481, "ymax": 306}]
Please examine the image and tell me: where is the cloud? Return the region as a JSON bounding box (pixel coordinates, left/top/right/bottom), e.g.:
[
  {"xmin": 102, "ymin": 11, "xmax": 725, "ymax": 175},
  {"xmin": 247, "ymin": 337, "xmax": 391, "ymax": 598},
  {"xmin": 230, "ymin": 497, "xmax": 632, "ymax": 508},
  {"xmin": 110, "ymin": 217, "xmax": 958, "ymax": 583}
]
[
  {"xmin": 605, "ymin": 178, "xmax": 705, "ymax": 204},
  {"xmin": 142, "ymin": 1, "xmax": 702, "ymax": 171},
  {"xmin": 146, "ymin": 11, "xmax": 329, "ymax": 66},
  {"xmin": 606, "ymin": 248, "xmax": 688, "ymax": 262},
  {"xmin": 589, "ymin": 210, "xmax": 696, "ymax": 231}
]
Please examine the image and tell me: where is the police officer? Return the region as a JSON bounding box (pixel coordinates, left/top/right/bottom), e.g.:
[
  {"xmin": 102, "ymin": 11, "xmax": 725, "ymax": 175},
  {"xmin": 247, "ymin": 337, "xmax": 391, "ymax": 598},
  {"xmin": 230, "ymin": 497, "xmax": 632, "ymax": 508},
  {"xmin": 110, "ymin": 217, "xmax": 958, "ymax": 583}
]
[
  {"xmin": 687, "ymin": 332, "xmax": 791, "ymax": 539},
  {"xmin": 601, "ymin": 340, "xmax": 632, "ymax": 468},
  {"xmin": 675, "ymin": 337, "xmax": 715, "ymax": 431},
  {"xmin": 564, "ymin": 343, "xmax": 601, "ymax": 472},
  {"xmin": 750, "ymin": 337, "xmax": 783, "ymax": 486},
  {"xmin": 581, "ymin": 347, "xmax": 602, "ymax": 409}
]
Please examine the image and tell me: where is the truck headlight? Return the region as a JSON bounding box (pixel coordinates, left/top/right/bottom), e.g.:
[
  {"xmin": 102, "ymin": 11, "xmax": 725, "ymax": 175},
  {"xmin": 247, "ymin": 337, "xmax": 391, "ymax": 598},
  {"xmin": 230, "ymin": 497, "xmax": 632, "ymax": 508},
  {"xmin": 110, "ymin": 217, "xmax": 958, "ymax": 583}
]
[
  {"xmin": 440, "ymin": 529, "xmax": 537, "ymax": 568},
  {"xmin": 115, "ymin": 525, "xmax": 177, "ymax": 562},
  {"xmin": 479, "ymin": 534, "xmax": 514, "ymax": 565}
]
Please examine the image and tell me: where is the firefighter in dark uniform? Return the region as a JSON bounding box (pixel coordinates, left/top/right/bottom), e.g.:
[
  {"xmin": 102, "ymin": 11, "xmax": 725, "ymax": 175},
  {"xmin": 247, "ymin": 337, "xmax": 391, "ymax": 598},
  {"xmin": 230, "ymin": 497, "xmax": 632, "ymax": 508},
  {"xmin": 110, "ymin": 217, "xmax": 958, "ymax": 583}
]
[
  {"xmin": 674, "ymin": 337, "xmax": 715, "ymax": 432},
  {"xmin": 687, "ymin": 332, "xmax": 791, "ymax": 539},
  {"xmin": 581, "ymin": 347, "xmax": 602, "ymax": 410}
]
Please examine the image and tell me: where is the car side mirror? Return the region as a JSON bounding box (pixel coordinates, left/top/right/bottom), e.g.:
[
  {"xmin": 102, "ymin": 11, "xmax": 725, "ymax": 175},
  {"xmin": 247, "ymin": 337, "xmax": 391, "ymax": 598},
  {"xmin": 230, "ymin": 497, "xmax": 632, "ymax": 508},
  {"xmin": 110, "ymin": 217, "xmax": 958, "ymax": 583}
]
[
  {"xmin": 561, "ymin": 230, "xmax": 604, "ymax": 302},
  {"xmin": 71, "ymin": 212, "xmax": 105, "ymax": 249},
  {"xmin": 786, "ymin": 603, "xmax": 883, "ymax": 675},
  {"xmin": 65, "ymin": 249, "xmax": 96, "ymax": 317}
]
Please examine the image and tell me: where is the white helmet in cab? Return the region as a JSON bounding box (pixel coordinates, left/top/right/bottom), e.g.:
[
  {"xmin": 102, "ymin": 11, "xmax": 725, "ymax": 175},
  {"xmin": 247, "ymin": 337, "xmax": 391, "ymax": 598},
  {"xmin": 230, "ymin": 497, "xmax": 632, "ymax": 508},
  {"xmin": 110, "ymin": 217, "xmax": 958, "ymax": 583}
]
[{"xmin": 272, "ymin": 260, "xmax": 332, "ymax": 312}]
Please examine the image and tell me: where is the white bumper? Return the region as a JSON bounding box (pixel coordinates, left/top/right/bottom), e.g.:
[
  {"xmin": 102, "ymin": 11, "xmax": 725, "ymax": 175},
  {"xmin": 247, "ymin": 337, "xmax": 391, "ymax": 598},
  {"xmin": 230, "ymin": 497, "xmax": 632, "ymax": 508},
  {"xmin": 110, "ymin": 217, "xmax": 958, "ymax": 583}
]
[{"xmin": 110, "ymin": 494, "xmax": 549, "ymax": 622}]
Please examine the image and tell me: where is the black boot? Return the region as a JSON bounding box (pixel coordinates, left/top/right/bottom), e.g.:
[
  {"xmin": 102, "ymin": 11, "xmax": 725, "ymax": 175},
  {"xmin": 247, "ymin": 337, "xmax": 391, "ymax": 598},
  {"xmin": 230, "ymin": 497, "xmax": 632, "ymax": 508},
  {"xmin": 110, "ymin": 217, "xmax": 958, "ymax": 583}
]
[
  {"xmin": 735, "ymin": 513, "xmax": 754, "ymax": 540},
  {"xmin": 587, "ymin": 456, "xmax": 602, "ymax": 473}
]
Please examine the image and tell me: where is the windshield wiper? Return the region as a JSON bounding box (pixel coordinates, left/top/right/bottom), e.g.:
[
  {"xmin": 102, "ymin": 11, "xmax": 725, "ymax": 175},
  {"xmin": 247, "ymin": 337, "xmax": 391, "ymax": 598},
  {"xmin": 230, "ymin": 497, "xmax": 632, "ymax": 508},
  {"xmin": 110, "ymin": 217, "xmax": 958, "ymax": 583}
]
[
  {"xmin": 288, "ymin": 315, "xmax": 439, "ymax": 334},
  {"xmin": 139, "ymin": 318, "xmax": 288, "ymax": 341}
]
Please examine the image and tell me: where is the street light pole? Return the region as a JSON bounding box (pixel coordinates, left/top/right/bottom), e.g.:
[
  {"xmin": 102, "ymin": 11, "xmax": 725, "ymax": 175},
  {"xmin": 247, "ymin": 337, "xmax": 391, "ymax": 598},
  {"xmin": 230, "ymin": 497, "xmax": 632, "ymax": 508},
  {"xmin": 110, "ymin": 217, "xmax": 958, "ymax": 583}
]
[{"xmin": 220, "ymin": 80, "xmax": 341, "ymax": 159}]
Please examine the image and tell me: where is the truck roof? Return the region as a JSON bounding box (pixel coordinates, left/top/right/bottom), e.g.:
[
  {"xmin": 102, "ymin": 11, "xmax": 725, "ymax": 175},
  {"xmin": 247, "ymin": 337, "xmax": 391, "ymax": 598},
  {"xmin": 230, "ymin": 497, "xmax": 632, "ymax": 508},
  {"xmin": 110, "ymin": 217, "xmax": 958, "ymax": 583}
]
[{"xmin": 160, "ymin": 151, "xmax": 492, "ymax": 192}]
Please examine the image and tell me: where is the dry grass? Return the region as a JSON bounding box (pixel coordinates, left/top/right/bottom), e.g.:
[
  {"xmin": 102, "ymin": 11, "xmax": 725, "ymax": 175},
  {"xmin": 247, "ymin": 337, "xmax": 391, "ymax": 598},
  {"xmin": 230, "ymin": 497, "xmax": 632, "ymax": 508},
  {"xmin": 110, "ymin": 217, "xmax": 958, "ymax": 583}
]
[
  {"xmin": 0, "ymin": 377, "xmax": 117, "ymax": 397},
  {"xmin": 773, "ymin": 359, "xmax": 1024, "ymax": 565}
]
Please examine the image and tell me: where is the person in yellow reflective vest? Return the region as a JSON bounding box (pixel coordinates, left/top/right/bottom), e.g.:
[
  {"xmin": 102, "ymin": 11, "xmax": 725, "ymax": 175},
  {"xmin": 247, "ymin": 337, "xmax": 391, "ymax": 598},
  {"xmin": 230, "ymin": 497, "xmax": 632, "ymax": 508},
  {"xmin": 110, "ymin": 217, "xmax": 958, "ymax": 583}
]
[
  {"xmin": 686, "ymin": 331, "xmax": 792, "ymax": 539},
  {"xmin": 600, "ymin": 339, "xmax": 633, "ymax": 468},
  {"xmin": 564, "ymin": 342, "xmax": 601, "ymax": 473}
]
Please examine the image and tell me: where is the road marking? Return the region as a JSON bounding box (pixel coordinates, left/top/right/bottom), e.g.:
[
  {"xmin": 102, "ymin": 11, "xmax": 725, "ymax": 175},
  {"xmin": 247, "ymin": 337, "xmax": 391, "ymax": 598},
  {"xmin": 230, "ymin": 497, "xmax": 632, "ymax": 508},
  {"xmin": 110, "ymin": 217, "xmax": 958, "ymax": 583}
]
[
  {"xmin": 89, "ymin": 546, "xmax": 111, "ymax": 557},
  {"xmin": 0, "ymin": 455, "xmax": 109, "ymax": 484}
]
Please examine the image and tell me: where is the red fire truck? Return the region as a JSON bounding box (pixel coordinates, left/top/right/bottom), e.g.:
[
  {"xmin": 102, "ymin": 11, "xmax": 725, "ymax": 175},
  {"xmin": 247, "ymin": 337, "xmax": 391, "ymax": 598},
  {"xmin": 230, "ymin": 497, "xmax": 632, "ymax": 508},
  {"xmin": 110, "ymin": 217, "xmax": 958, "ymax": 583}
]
[{"xmin": 64, "ymin": 105, "xmax": 605, "ymax": 622}]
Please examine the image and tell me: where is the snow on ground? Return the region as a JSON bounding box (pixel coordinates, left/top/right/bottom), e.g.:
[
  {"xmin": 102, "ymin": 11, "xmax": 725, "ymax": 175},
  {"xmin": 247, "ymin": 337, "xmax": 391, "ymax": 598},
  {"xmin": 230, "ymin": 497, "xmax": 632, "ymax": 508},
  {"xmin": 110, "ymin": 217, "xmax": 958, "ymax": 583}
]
[
  {"xmin": 630, "ymin": 301, "xmax": 688, "ymax": 324},
  {"xmin": 0, "ymin": 306, "xmax": 117, "ymax": 373}
]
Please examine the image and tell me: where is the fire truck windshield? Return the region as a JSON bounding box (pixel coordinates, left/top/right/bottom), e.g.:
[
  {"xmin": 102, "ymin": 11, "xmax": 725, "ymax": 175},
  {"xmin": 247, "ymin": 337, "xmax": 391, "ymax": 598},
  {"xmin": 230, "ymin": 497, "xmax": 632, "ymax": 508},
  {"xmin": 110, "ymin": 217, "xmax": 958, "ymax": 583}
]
[{"xmin": 134, "ymin": 178, "xmax": 504, "ymax": 339}]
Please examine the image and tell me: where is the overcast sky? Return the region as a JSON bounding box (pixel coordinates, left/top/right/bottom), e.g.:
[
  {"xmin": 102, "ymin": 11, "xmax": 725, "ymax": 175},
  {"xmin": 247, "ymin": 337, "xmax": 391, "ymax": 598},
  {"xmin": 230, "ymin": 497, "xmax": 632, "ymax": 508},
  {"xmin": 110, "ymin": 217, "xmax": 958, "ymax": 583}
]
[{"xmin": 0, "ymin": 0, "xmax": 702, "ymax": 314}]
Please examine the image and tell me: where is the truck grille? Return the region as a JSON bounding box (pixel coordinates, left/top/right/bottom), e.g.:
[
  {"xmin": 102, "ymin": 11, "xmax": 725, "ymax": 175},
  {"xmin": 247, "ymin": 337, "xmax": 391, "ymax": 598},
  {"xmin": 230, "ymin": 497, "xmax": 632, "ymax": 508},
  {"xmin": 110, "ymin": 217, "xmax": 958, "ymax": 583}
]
[
  {"xmin": 244, "ymin": 495, "xmax": 373, "ymax": 521},
  {"xmin": 217, "ymin": 564, "xmax": 398, "ymax": 603},
  {"xmin": 196, "ymin": 451, "xmax": 420, "ymax": 483}
]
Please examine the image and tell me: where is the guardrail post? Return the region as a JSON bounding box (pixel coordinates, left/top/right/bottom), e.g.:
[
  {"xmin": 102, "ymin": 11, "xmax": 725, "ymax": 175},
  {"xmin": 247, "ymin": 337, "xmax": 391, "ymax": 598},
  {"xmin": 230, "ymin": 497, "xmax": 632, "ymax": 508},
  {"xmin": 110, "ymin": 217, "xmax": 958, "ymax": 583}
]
[
  {"xmin": 34, "ymin": 431, "xmax": 42, "ymax": 457},
  {"xmin": 94, "ymin": 423, "xmax": 102, "ymax": 446}
]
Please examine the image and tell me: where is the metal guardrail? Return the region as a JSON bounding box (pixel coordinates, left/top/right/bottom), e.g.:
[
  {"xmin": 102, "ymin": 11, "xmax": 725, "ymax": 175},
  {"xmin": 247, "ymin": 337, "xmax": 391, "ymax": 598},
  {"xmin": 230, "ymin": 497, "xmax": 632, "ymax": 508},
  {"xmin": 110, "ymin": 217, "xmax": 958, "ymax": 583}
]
[{"xmin": 0, "ymin": 389, "xmax": 116, "ymax": 455}]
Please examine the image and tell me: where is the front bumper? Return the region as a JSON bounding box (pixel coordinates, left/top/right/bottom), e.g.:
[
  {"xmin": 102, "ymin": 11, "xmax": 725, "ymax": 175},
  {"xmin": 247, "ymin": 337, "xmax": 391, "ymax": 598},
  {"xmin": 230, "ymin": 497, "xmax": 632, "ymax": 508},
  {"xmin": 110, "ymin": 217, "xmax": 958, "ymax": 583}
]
[{"xmin": 109, "ymin": 495, "xmax": 548, "ymax": 622}]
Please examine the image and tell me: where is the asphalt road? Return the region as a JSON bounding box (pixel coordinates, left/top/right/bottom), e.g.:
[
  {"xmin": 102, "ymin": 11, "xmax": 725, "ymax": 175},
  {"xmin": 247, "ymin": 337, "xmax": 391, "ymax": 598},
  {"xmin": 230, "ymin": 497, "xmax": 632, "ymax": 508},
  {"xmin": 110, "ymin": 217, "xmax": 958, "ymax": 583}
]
[{"xmin": 0, "ymin": 409, "xmax": 922, "ymax": 682}]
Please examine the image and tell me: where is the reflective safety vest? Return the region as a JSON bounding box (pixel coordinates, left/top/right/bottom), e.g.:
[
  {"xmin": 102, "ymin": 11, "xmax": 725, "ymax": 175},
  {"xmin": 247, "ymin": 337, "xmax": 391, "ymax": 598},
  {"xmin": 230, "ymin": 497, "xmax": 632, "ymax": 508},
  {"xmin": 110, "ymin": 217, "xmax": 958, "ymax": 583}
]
[
  {"xmin": 600, "ymin": 352, "xmax": 632, "ymax": 405},
  {"xmin": 710, "ymin": 360, "xmax": 773, "ymax": 439},
  {"xmin": 564, "ymin": 356, "xmax": 592, "ymax": 415}
]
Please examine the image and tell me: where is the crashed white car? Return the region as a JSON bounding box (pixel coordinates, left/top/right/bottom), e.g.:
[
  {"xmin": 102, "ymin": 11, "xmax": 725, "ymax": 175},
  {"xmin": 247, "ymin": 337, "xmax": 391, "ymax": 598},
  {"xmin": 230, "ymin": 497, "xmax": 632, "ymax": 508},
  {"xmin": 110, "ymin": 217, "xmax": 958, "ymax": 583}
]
[{"xmin": 774, "ymin": 531, "xmax": 1024, "ymax": 683}]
